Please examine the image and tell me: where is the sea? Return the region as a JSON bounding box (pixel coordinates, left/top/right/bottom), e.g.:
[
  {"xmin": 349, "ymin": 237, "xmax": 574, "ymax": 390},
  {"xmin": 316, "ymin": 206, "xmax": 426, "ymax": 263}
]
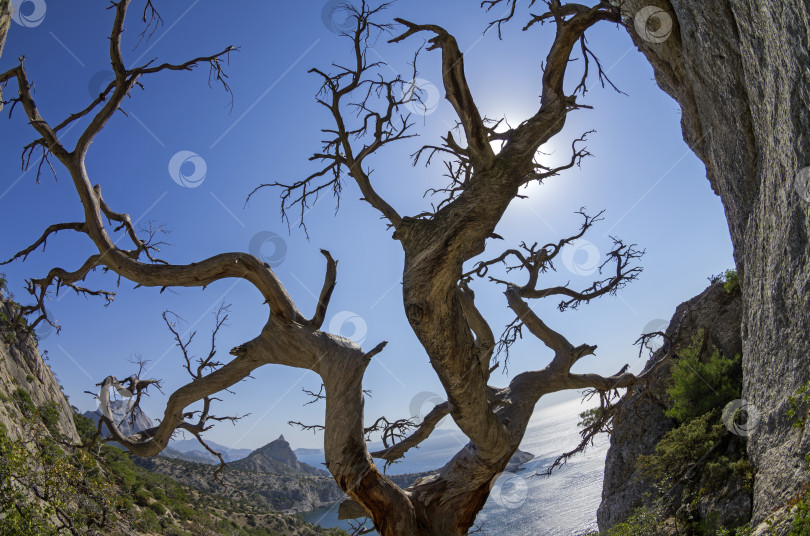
[{"xmin": 299, "ymin": 397, "xmax": 609, "ymax": 536}]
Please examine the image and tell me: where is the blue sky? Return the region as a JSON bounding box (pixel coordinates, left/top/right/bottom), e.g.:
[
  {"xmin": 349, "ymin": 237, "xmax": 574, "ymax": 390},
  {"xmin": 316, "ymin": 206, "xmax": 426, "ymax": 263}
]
[{"xmin": 0, "ymin": 1, "xmax": 733, "ymax": 450}]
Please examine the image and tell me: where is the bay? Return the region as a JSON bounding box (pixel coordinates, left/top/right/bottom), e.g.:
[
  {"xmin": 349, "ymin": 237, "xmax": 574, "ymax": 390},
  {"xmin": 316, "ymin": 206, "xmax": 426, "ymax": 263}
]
[{"xmin": 301, "ymin": 398, "xmax": 608, "ymax": 536}]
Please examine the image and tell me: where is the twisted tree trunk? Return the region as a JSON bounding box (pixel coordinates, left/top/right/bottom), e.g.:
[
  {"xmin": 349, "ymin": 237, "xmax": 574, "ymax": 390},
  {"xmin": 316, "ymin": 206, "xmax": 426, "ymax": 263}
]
[{"xmin": 0, "ymin": 2, "xmax": 670, "ymax": 534}]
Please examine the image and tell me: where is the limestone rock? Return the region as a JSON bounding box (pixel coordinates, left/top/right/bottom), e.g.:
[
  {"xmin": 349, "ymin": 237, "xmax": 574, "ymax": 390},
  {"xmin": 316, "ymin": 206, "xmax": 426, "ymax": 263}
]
[
  {"xmin": 621, "ymin": 0, "xmax": 810, "ymax": 523},
  {"xmin": 0, "ymin": 297, "xmax": 79, "ymax": 443},
  {"xmin": 597, "ymin": 281, "xmax": 743, "ymax": 530},
  {"xmin": 229, "ymin": 434, "xmax": 328, "ymax": 476}
]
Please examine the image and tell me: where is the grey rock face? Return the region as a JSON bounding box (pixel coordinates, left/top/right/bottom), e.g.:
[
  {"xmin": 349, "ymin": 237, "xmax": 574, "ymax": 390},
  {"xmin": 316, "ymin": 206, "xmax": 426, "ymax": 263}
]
[
  {"xmin": 598, "ymin": 282, "xmax": 743, "ymax": 530},
  {"xmin": 621, "ymin": 0, "xmax": 810, "ymax": 524},
  {"xmin": 0, "ymin": 297, "xmax": 79, "ymax": 443}
]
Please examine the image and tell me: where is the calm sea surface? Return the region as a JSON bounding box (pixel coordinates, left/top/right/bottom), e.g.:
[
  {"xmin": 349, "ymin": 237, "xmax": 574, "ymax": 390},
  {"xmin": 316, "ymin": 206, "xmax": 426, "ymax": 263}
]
[{"xmin": 300, "ymin": 398, "xmax": 609, "ymax": 536}]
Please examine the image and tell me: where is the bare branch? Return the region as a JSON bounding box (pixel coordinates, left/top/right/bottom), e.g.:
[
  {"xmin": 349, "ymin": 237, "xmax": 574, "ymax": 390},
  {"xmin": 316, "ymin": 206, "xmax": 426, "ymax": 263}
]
[
  {"xmin": 370, "ymin": 401, "xmax": 450, "ymax": 465},
  {"xmin": 252, "ymin": 2, "xmax": 404, "ymax": 230},
  {"xmin": 288, "ymin": 421, "xmax": 325, "ymax": 433},
  {"xmin": 302, "ymin": 384, "xmax": 326, "ymax": 406},
  {"xmin": 311, "ymin": 250, "xmax": 338, "ymax": 328},
  {"xmin": 391, "ymin": 19, "xmax": 494, "ymax": 167},
  {"xmin": 1, "ymin": 222, "xmax": 86, "ymax": 265}
]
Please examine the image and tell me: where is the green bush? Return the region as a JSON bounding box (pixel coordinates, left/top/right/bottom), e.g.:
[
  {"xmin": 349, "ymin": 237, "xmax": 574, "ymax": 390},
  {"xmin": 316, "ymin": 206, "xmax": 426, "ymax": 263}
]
[
  {"xmin": 11, "ymin": 388, "xmax": 35, "ymax": 415},
  {"xmin": 787, "ymin": 381, "xmax": 810, "ymax": 429},
  {"xmin": 665, "ymin": 337, "xmax": 741, "ymax": 424},
  {"xmin": 149, "ymin": 500, "xmax": 167, "ymax": 516},
  {"xmin": 0, "ymin": 419, "xmax": 117, "ymax": 535},
  {"xmin": 637, "ymin": 412, "xmax": 723, "ymax": 483},
  {"xmin": 585, "ymin": 503, "xmax": 665, "ymax": 536},
  {"xmin": 73, "ymin": 412, "xmax": 98, "ymax": 442},
  {"xmin": 629, "ymin": 333, "xmax": 753, "ymax": 535},
  {"xmin": 578, "ymin": 406, "xmax": 603, "ymax": 429},
  {"xmin": 37, "ymin": 401, "xmax": 62, "ymax": 438},
  {"xmin": 723, "ymin": 269, "xmax": 740, "ymax": 294},
  {"xmin": 134, "ymin": 488, "xmax": 152, "ymax": 507}
]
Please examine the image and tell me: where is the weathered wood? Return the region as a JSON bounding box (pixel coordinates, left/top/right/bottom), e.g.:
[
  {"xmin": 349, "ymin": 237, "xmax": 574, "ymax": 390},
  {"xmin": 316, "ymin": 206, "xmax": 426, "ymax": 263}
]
[{"xmin": 0, "ymin": 2, "xmax": 664, "ymax": 534}]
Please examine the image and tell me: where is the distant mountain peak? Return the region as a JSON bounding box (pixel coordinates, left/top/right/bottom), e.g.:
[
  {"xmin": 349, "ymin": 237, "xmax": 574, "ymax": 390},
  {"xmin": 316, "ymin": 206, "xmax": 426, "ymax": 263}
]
[{"xmin": 229, "ymin": 435, "xmax": 327, "ymax": 477}]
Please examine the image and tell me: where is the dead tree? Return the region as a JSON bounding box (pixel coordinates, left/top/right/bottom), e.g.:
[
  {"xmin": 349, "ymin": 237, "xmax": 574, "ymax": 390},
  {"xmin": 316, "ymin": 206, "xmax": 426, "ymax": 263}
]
[{"xmin": 1, "ymin": 1, "xmax": 667, "ymax": 534}]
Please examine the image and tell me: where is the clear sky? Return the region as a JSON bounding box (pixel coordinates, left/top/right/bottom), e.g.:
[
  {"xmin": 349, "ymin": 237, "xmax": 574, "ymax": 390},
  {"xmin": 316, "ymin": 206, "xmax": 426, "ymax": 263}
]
[{"xmin": 0, "ymin": 0, "xmax": 733, "ymax": 450}]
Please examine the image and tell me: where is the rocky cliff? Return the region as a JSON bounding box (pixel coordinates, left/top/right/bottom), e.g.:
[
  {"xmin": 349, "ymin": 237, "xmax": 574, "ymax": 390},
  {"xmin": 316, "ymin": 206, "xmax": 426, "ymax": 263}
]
[
  {"xmin": 597, "ymin": 281, "xmax": 744, "ymax": 530},
  {"xmin": 0, "ymin": 297, "xmax": 78, "ymax": 443},
  {"xmin": 0, "ymin": 293, "xmax": 343, "ymax": 534},
  {"xmin": 621, "ymin": 0, "xmax": 810, "ymax": 525},
  {"xmin": 230, "ymin": 435, "xmax": 329, "ymax": 476}
]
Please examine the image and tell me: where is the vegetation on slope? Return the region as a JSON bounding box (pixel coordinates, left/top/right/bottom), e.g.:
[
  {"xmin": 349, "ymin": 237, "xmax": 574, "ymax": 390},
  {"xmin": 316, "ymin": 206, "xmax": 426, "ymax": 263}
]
[
  {"xmin": 0, "ymin": 289, "xmax": 345, "ymax": 536},
  {"xmin": 585, "ymin": 272, "xmax": 756, "ymax": 535},
  {"xmin": 0, "ymin": 392, "xmax": 346, "ymax": 536}
]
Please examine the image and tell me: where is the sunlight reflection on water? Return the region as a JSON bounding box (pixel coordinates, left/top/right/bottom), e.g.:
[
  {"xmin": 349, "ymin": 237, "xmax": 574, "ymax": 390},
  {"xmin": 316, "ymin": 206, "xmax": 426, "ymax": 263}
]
[{"xmin": 301, "ymin": 398, "xmax": 608, "ymax": 536}]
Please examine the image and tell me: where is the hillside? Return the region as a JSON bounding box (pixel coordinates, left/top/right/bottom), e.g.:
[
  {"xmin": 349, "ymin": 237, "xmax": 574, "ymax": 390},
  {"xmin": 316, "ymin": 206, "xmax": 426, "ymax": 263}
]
[
  {"xmin": 170, "ymin": 438, "xmax": 252, "ymax": 463},
  {"xmin": 132, "ymin": 444, "xmax": 345, "ymax": 513},
  {"xmin": 0, "ymin": 292, "xmax": 345, "ymax": 536},
  {"xmin": 229, "ymin": 435, "xmax": 329, "ymax": 477}
]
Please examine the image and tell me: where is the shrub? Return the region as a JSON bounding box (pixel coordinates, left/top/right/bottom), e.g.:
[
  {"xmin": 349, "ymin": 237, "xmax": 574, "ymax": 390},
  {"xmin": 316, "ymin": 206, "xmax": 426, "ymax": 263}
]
[
  {"xmin": 665, "ymin": 336, "xmax": 741, "ymax": 424},
  {"xmin": 37, "ymin": 401, "xmax": 62, "ymax": 438},
  {"xmin": 149, "ymin": 500, "xmax": 167, "ymax": 516},
  {"xmin": 637, "ymin": 412, "xmax": 723, "ymax": 483},
  {"xmin": 578, "ymin": 406, "xmax": 603, "ymax": 429},
  {"xmin": 587, "ymin": 503, "xmax": 666, "ymax": 536},
  {"xmin": 73, "ymin": 412, "xmax": 98, "ymax": 442},
  {"xmin": 787, "ymin": 381, "xmax": 810, "ymax": 429},
  {"xmin": 0, "ymin": 419, "xmax": 117, "ymax": 535},
  {"xmin": 723, "ymin": 269, "xmax": 740, "ymax": 294},
  {"xmin": 134, "ymin": 488, "xmax": 152, "ymax": 507},
  {"xmin": 11, "ymin": 388, "xmax": 36, "ymax": 416}
]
